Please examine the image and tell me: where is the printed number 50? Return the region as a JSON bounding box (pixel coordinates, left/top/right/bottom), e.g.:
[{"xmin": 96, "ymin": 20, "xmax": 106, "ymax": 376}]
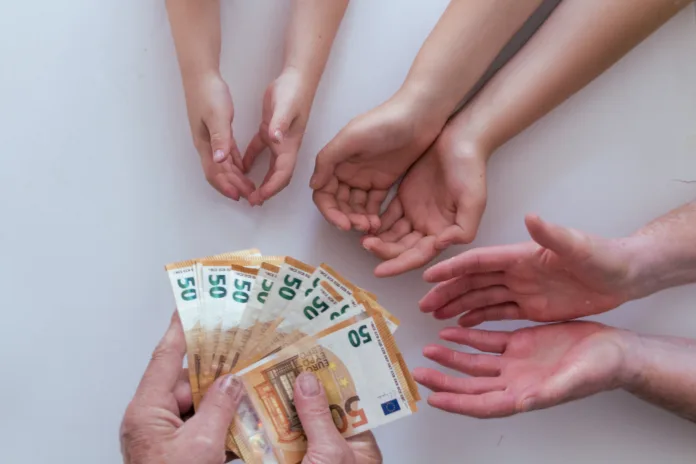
[{"xmin": 348, "ymin": 325, "xmax": 372, "ymax": 347}]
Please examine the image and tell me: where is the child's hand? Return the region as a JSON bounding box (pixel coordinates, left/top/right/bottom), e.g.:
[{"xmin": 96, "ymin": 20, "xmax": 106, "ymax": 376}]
[
  {"xmin": 184, "ymin": 73, "xmax": 254, "ymax": 201},
  {"xmin": 243, "ymin": 68, "xmax": 312, "ymax": 206}
]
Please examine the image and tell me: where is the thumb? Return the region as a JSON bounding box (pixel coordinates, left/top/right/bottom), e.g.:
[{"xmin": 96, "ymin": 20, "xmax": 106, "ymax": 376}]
[
  {"xmin": 310, "ymin": 127, "xmax": 355, "ymax": 190},
  {"xmin": 206, "ymin": 115, "xmax": 234, "ymax": 164},
  {"xmin": 185, "ymin": 374, "xmax": 244, "ymax": 446},
  {"xmin": 268, "ymin": 97, "xmax": 297, "ymax": 144},
  {"xmin": 294, "ymin": 373, "xmax": 346, "ymax": 453},
  {"xmin": 525, "ymin": 214, "xmax": 588, "ymax": 258}
]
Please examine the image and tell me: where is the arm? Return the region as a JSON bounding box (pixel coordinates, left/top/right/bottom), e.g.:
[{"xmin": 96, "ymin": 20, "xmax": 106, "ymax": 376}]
[
  {"xmin": 283, "ymin": 0, "xmax": 349, "ymax": 106},
  {"xmin": 400, "ymin": 0, "xmax": 545, "ymax": 129},
  {"xmin": 413, "ymin": 322, "xmax": 696, "ymax": 423},
  {"xmin": 624, "ymin": 332, "xmax": 696, "ymax": 422},
  {"xmin": 166, "ymin": 0, "xmax": 221, "ymax": 83},
  {"xmin": 453, "ymin": 0, "xmax": 692, "ymax": 155},
  {"xmin": 628, "ymin": 201, "xmax": 696, "ymax": 298},
  {"xmin": 242, "ymin": 0, "xmax": 349, "ymax": 205}
]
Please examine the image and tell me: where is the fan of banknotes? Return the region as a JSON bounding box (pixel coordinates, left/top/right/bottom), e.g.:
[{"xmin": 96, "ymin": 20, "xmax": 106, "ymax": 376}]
[{"xmin": 165, "ymin": 248, "xmax": 420, "ymax": 464}]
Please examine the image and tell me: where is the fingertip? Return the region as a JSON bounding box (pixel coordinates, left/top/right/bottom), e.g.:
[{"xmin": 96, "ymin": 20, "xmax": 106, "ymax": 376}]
[
  {"xmin": 213, "ymin": 149, "xmax": 227, "ymax": 163},
  {"xmin": 422, "ymin": 344, "xmax": 441, "ymax": 358}
]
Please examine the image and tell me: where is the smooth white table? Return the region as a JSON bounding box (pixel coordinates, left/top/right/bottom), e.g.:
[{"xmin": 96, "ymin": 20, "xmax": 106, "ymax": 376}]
[{"xmin": 1, "ymin": 1, "xmax": 695, "ymax": 463}]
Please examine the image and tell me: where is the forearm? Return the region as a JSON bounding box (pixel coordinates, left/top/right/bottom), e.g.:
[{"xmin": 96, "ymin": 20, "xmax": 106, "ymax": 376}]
[
  {"xmin": 166, "ymin": 0, "xmax": 222, "ymax": 83},
  {"xmin": 625, "ymin": 201, "xmax": 696, "ymax": 298},
  {"xmin": 621, "ymin": 331, "xmax": 696, "ymax": 423},
  {"xmin": 399, "ymin": 0, "xmax": 543, "ymax": 126},
  {"xmin": 456, "ymin": 0, "xmax": 691, "ymax": 155},
  {"xmin": 283, "ymin": 0, "xmax": 349, "ymax": 97}
]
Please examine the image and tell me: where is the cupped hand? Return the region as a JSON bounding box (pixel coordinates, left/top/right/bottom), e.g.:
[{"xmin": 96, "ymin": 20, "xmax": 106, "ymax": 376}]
[
  {"xmin": 419, "ymin": 215, "xmax": 639, "ymax": 325},
  {"xmin": 243, "ymin": 68, "xmax": 314, "ymax": 206},
  {"xmin": 120, "ymin": 312, "xmax": 243, "ymax": 464},
  {"xmin": 184, "ymin": 73, "xmax": 255, "ymax": 201},
  {"xmin": 361, "ymin": 121, "xmax": 488, "ymax": 278},
  {"xmin": 294, "ymin": 372, "xmax": 382, "ymax": 464},
  {"xmin": 413, "ymin": 321, "xmax": 633, "ymax": 417},
  {"xmin": 311, "ymin": 92, "xmax": 446, "ymax": 233}
]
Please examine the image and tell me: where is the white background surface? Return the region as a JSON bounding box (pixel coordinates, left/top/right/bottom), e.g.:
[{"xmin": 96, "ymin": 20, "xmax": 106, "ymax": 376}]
[{"xmin": 1, "ymin": 1, "xmax": 695, "ymax": 463}]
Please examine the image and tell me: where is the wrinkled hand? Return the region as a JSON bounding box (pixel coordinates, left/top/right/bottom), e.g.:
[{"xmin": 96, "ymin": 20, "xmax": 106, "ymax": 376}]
[
  {"xmin": 120, "ymin": 313, "xmax": 243, "ymax": 464},
  {"xmin": 184, "ymin": 73, "xmax": 255, "ymax": 201},
  {"xmin": 243, "ymin": 68, "xmax": 313, "ymax": 206},
  {"xmin": 413, "ymin": 322, "xmax": 633, "ymax": 417},
  {"xmin": 294, "ymin": 372, "xmax": 382, "ymax": 464},
  {"xmin": 311, "ymin": 92, "xmax": 445, "ymax": 233},
  {"xmin": 420, "ymin": 215, "xmax": 639, "ymax": 326},
  {"xmin": 362, "ymin": 121, "xmax": 487, "ymax": 278}
]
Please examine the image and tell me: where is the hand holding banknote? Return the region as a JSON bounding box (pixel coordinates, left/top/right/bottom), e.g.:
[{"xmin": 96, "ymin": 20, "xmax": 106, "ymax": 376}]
[
  {"xmin": 120, "ymin": 313, "xmax": 244, "ymax": 464},
  {"xmin": 294, "ymin": 372, "xmax": 382, "ymax": 464}
]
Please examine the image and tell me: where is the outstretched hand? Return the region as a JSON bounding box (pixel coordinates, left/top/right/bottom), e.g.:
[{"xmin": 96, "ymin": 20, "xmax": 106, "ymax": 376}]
[
  {"xmin": 419, "ymin": 215, "xmax": 640, "ymax": 325},
  {"xmin": 184, "ymin": 73, "xmax": 255, "ymax": 201},
  {"xmin": 311, "ymin": 92, "xmax": 445, "ymax": 233},
  {"xmin": 243, "ymin": 68, "xmax": 314, "ymax": 206},
  {"xmin": 413, "ymin": 322, "xmax": 633, "ymax": 418},
  {"xmin": 361, "ymin": 122, "xmax": 488, "ymax": 277}
]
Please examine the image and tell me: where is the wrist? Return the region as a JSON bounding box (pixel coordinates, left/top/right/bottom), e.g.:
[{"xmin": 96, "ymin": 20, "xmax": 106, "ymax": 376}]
[
  {"xmin": 619, "ymin": 234, "xmax": 674, "ymax": 301},
  {"xmin": 394, "ymin": 79, "xmax": 454, "ymax": 133},
  {"xmin": 611, "ymin": 329, "xmax": 645, "ymax": 392},
  {"xmin": 181, "ymin": 65, "xmax": 222, "ymax": 88}
]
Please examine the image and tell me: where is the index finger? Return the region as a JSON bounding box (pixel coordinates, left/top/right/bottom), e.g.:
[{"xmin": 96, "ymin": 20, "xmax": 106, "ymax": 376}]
[
  {"xmin": 423, "ymin": 242, "xmax": 534, "ymax": 283},
  {"xmin": 137, "ymin": 312, "xmax": 187, "ymax": 395}
]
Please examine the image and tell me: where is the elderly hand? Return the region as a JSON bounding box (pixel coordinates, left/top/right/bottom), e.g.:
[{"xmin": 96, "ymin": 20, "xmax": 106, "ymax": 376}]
[
  {"xmin": 413, "ymin": 321, "xmax": 635, "ymax": 417},
  {"xmin": 294, "ymin": 372, "xmax": 383, "ymax": 464},
  {"xmin": 120, "ymin": 313, "xmax": 243, "ymax": 464},
  {"xmin": 419, "ymin": 215, "xmax": 642, "ymax": 326}
]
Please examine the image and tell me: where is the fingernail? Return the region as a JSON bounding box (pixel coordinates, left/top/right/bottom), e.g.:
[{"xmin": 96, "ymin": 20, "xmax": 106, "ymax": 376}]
[
  {"xmin": 221, "ymin": 375, "xmax": 243, "ymax": 401},
  {"xmin": 274, "ymin": 130, "xmax": 283, "ymax": 143},
  {"xmin": 309, "ymin": 176, "xmax": 318, "ymax": 189},
  {"xmin": 298, "ymin": 373, "xmax": 320, "ymax": 397},
  {"xmin": 213, "ymin": 150, "xmax": 225, "ymax": 163}
]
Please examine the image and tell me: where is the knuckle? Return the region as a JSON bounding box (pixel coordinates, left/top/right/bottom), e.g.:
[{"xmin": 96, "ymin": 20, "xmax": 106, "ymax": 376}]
[{"xmin": 150, "ymin": 343, "xmax": 177, "ymax": 363}]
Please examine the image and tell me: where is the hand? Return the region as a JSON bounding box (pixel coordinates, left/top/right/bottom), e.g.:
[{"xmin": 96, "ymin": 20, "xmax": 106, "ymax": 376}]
[
  {"xmin": 419, "ymin": 215, "xmax": 641, "ymax": 325},
  {"xmin": 413, "ymin": 321, "xmax": 635, "ymax": 417},
  {"xmin": 362, "ymin": 118, "xmax": 488, "ymax": 277},
  {"xmin": 120, "ymin": 313, "xmax": 243, "ymax": 464},
  {"xmin": 183, "ymin": 72, "xmax": 255, "ymax": 201},
  {"xmin": 311, "ymin": 90, "xmax": 446, "ymax": 233},
  {"xmin": 243, "ymin": 68, "xmax": 313, "ymax": 206},
  {"xmin": 294, "ymin": 372, "xmax": 382, "ymax": 464}
]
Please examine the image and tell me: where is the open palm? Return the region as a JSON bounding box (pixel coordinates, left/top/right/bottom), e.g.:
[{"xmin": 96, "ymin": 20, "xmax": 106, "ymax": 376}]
[
  {"xmin": 420, "ymin": 215, "xmax": 637, "ymax": 325},
  {"xmin": 311, "ymin": 96, "xmax": 443, "ymax": 233},
  {"xmin": 362, "ymin": 131, "xmax": 487, "ymax": 277},
  {"xmin": 413, "ymin": 322, "xmax": 629, "ymax": 418}
]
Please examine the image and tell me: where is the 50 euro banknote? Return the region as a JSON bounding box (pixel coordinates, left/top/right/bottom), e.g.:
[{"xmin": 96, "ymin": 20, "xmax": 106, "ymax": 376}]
[{"xmin": 227, "ymin": 307, "xmax": 420, "ymax": 464}]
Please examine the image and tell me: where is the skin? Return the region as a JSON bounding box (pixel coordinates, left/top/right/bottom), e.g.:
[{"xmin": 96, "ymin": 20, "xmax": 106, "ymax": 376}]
[
  {"xmin": 361, "ymin": 104, "xmax": 488, "ymax": 278},
  {"xmin": 166, "ymin": 0, "xmax": 347, "ymax": 204},
  {"xmin": 311, "ymin": 0, "xmax": 545, "ymax": 233},
  {"xmin": 166, "ymin": 0, "xmax": 253, "ymax": 201},
  {"xmin": 120, "ymin": 313, "xmax": 382, "ymax": 463},
  {"xmin": 243, "ymin": 0, "xmax": 349, "ymax": 206},
  {"xmin": 420, "ymin": 202, "xmax": 696, "ymax": 325},
  {"xmin": 413, "ymin": 322, "xmax": 696, "ymax": 423},
  {"xmin": 356, "ymin": 0, "xmax": 692, "ymax": 276}
]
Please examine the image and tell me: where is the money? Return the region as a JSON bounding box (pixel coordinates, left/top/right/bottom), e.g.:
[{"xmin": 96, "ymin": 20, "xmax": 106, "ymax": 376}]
[
  {"xmin": 164, "ymin": 251, "xmax": 418, "ymax": 463},
  {"xmin": 229, "ymin": 308, "xmax": 419, "ymax": 464}
]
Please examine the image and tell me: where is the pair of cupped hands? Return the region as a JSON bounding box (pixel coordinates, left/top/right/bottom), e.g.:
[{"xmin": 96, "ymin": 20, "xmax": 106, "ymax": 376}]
[{"xmin": 188, "ymin": 70, "xmax": 486, "ymax": 277}]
